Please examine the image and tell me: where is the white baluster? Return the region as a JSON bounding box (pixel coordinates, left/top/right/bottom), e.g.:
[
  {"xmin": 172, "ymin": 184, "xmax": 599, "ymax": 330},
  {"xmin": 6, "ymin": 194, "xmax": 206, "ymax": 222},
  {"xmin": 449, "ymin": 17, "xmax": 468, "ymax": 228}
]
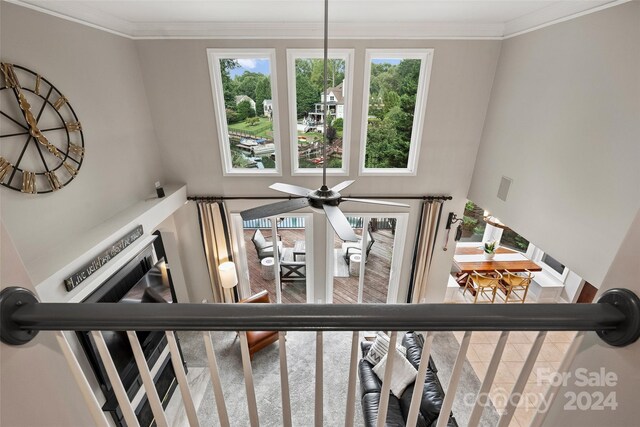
[
  {"xmin": 55, "ymin": 331, "xmax": 110, "ymax": 427},
  {"xmin": 529, "ymin": 331, "xmax": 586, "ymax": 427},
  {"xmin": 344, "ymin": 331, "xmax": 360, "ymax": 427},
  {"xmin": 239, "ymin": 331, "xmax": 259, "ymax": 427},
  {"xmin": 203, "ymin": 331, "xmax": 230, "ymax": 427},
  {"xmin": 127, "ymin": 331, "xmax": 169, "ymax": 427},
  {"xmin": 468, "ymin": 331, "xmax": 510, "ymax": 425},
  {"xmin": 279, "ymin": 331, "xmax": 292, "ymax": 427},
  {"xmin": 436, "ymin": 331, "xmax": 472, "ymax": 427},
  {"xmin": 497, "ymin": 331, "xmax": 547, "ymax": 427},
  {"xmin": 165, "ymin": 331, "xmax": 200, "ymax": 427},
  {"xmin": 376, "ymin": 331, "xmax": 398, "ymax": 427},
  {"xmin": 315, "ymin": 331, "xmax": 324, "ymax": 427},
  {"xmin": 91, "ymin": 331, "xmax": 140, "ymax": 427},
  {"xmin": 406, "ymin": 332, "xmax": 434, "ymax": 426}
]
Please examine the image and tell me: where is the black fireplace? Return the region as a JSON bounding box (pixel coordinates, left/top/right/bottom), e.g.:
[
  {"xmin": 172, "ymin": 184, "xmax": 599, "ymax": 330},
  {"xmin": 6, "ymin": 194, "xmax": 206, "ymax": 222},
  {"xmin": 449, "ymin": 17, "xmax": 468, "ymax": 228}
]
[{"xmin": 77, "ymin": 243, "xmax": 182, "ymax": 427}]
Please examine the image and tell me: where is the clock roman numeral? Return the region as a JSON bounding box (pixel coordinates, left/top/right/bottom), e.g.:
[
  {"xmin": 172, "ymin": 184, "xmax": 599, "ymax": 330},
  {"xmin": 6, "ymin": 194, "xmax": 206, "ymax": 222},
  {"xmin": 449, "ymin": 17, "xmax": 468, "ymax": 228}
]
[
  {"xmin": 22, "ymin": 171, "xmax": 36, "ymax": 193},
  {"xmin": 68, "ymin": 142, "xmax": 85, "ymax": 156},
  {"xmin": 53, "ymin": 96, "xmax": 68, "ymax": 111},
  {"xmin": 34, "ymin": 74, "xmax": 42, "ymax": 96},
  {"xmin": 0, "ymin": 157, "xmax": 14, "ymax": 183},
  {"xmin": 45, "ymin": 171, "xmax": 62, "ymax": 191},
  {"xmin": 64, "ymin": 162, "xmax": 78, "ymax": 177},
  {"xmin": 66, "ymin": 121, "xmax": 82, "ymax": 132},
  {"xmin": 1, "ymin": 63, "xmax": 19, "ymax": 88}
]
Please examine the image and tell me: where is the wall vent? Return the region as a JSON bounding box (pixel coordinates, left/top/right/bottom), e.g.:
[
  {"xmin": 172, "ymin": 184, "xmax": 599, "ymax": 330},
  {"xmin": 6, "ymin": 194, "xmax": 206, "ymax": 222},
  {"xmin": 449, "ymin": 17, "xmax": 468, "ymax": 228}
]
[{"xmin": 497, "ymin": 176, "xmax": 512, "ymax": 201}]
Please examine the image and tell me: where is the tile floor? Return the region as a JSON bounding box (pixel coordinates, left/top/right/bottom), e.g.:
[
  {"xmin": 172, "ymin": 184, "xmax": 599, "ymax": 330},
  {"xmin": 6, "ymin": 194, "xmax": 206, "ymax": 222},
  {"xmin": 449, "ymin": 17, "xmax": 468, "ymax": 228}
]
[{"xmin": 449, "ymin": 285, "xmax": 577, "ymax": 427}]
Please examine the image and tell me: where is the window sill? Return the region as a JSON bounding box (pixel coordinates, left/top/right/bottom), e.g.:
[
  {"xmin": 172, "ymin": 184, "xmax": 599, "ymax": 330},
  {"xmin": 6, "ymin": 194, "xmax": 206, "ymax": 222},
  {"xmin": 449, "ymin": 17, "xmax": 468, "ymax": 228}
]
[
  {"xmin": 292, "ymin": 168, "xmax": 348, "ymax": 177},
  {"xmin": 359, "ymin": 168, "xmax": 417, "ymax": 177}
]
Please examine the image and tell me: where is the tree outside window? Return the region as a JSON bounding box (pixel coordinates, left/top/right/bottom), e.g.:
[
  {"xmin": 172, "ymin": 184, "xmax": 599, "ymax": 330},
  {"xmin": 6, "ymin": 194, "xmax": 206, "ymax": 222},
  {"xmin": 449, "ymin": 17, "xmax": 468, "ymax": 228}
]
[
  {"xmin": 208, "ymin": 49, "xmax": 280, "ymax": 174},
  {"xmin": 291, "ymin": 55, "xmax": 348, "ymax": 171},
  {"xmin": 460, "ymin": 201, "xmax": 486, "ymax": 242},
  {"xmin": 360, "ymin": 50, "xmax": 432, "ymax": 174}
]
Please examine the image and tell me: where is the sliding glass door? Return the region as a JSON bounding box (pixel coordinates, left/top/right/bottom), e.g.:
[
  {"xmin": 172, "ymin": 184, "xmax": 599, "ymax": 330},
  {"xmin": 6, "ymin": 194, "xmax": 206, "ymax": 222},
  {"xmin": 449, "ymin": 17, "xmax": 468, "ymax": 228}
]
[
  {"xmin": 328, "ymin": 214, "xmax": 406, "ymax": 303},
  {"xmin": 232, "ymin": 211, "xmax": 405, "ymax": 304},
  {"xmin": 232, "ymin": 214, "xmax": 313, "ymax": 303}
]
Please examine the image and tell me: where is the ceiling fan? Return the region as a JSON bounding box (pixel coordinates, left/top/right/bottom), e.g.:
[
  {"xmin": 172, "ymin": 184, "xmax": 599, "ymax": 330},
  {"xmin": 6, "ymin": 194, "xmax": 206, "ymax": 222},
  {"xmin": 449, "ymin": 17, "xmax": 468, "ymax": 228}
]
[{"xmin": 240, "ymin": 0, "xmax": 408, "ymax": 241}]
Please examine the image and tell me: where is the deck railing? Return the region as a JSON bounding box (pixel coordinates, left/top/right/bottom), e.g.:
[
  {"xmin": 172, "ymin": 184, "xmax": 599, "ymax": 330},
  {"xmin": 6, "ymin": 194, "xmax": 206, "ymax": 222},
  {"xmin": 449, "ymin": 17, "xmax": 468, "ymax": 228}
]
[
  {"xmin": 1, "ymin": 287, "xmax": 638, "ymax": 427},
  {"xmin": 242, "ymin": 217, "xmax": 396, "ymax": 230}
]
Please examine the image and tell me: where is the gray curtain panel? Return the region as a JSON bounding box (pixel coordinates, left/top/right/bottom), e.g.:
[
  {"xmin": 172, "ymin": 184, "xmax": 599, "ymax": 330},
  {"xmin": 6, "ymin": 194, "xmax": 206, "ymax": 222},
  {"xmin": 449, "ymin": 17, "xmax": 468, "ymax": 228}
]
[
  {"xmin": 197, "ymin": 201, "xmax": 235, "ymax": 303},
  {"xmin": 410, "ymin": 200, "xmax": 443, "ymax": 303}
]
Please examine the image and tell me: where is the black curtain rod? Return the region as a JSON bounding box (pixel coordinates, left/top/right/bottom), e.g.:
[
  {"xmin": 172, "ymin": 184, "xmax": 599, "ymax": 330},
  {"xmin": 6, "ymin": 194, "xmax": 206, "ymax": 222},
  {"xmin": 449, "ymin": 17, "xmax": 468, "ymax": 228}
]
[{"xmin": 187, "ymin": 195, "xmax": 453, "ymax": 202}]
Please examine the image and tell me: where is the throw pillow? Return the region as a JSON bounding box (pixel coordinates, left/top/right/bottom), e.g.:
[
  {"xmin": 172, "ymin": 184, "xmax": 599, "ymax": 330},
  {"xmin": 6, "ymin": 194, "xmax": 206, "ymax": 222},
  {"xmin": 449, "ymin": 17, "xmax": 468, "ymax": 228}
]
[
  {"xmin": 372, "ymin": 348, "xmax": 418, "ymax": 398},
  {"xmin": 364, "ymin": 331, "xmax": 407, "ymax": 366},
  {"xmin": 253, "ymin": 229, "xmax": 267, "ymax": 248}
]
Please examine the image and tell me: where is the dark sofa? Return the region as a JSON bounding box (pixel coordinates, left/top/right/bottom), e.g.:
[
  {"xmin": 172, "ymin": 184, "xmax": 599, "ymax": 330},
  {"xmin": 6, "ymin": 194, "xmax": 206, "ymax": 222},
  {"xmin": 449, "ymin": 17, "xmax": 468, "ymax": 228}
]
[{"xmin": 358, "ymin": 332, "xmax": 458, "ymax": 427}]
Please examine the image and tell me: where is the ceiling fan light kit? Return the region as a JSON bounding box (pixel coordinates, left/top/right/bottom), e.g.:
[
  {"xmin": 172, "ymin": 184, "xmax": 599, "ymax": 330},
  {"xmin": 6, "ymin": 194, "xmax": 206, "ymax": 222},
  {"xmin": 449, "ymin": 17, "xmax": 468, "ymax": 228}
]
[{"xmin": 239, "ymin": 0, "xmax": 408, "ymax": 241}]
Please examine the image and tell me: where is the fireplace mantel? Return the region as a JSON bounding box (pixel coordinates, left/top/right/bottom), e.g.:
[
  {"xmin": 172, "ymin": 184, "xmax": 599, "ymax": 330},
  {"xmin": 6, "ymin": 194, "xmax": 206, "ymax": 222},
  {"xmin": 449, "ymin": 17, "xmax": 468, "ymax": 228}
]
[{"xmin": 33, "ymin": 185, "xmax": 187, "ymax": 303}]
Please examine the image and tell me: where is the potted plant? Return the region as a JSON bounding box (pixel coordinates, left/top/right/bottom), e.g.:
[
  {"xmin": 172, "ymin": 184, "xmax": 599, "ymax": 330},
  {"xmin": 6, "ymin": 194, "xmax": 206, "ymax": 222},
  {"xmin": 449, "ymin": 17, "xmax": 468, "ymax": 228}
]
[{"xmin": 483, "ymin": 240, "xmax": 497, "ymax": 260}]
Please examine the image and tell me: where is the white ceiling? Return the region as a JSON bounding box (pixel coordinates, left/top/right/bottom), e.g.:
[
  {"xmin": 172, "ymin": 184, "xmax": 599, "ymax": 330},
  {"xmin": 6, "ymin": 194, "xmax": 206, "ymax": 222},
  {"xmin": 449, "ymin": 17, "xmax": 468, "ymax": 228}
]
[{"xmin": 7, "ymin": 0, "xmax": 627, "ymax": 39}]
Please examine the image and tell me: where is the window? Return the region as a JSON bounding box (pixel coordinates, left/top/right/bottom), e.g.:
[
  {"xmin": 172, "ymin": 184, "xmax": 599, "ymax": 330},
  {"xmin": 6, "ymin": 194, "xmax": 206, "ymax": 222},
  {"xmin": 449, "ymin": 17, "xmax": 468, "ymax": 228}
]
[
  {"xmin": 327, "ymin": 214, "xmax": 407, "ymax": 303},
  {"xmin": 360, "ymin": 49, "xmax": 433, "ymax": 175},
  {"xmin": 500, "ymin": 228, "xmax": 530, "ymax": 253},
  {"xmin": 207, "ymin": 49, "xmax": 281, "ymax": 175},
  {"xmin": 287, "ymin": 49, "xmax": 353, "ymax": 174},
  {"xmin": 459, "ymin": 201, "xmax": 486, "ymax": 242},
  {"xmin": 541, "ymin": 253, "xmax": 566, "ymax": 275}
]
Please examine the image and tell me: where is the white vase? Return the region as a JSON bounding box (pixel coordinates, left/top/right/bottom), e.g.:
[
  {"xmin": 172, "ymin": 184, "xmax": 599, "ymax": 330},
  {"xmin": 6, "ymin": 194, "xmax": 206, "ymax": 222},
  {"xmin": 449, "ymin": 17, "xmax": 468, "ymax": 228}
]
[{"xmin": 484, "ymin": 252, "xmax": 495, "ymax": 260}]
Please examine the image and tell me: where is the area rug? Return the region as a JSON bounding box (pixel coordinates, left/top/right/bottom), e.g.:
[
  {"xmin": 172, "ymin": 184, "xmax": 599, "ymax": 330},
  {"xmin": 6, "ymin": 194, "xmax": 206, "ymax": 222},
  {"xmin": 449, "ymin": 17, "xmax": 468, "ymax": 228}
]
[
  {"xmin": 170, "ymin": 330, "xmax": 499, "ymax": 426},
  {"xmin": 333, "ymin": 249, "xmax": 350, "ymax": 277},
  {"xmin": 429, "ymin": 332, "xmax": 501, "ymax": 427},
  {"xmin": 176, "ymin": 330, "xmax": 364, "ymax": 426}
]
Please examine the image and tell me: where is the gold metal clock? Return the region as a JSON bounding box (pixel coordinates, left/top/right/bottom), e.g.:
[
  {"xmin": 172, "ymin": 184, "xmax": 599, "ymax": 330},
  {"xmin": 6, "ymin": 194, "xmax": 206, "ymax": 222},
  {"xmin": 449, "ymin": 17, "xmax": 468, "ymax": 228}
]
[{"xmin": 0, "ymin": 62, "xmax": 84, "ymax": 194}]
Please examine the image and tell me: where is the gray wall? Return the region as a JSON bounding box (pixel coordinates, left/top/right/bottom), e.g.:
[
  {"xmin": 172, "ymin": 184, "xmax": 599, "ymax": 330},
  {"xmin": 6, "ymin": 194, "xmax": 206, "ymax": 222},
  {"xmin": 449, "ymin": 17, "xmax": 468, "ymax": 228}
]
[
  {"xmin": 1, "ymin": 2, "xmax": 164, "ymax": 274},
  {"xmin": 1, "ymin": 4, "xmax": 163, "ymax": 424},
  {"xmin": 1, "ymin": 221, "xmax": 96, "ymax": 427},
  {"xmin": 136, "ymin": 37, "xmax": 501, "ymax": 302},
  {"xmin": 468, "ymin": 1, "xmax": 640, "ymax": 287},
  {"xmin": 542, "ymin": 208, "xmax": 640, "ymax": 426}
]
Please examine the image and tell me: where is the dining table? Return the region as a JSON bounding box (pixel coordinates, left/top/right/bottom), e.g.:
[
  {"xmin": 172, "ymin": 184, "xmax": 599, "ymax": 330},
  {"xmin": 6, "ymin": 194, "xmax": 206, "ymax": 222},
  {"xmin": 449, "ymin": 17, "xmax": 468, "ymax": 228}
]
[
  {"xmin": 453, "ymin": 245, "xmax": 541, "ymax": 274},
  {"xmin": 453, "ymin": 245, "xmax": 542, "ymax": 296}
]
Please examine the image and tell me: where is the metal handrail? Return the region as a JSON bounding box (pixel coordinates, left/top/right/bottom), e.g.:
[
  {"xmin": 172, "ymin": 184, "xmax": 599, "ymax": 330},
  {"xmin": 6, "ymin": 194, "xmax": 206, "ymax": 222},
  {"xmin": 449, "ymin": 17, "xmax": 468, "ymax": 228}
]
[{"xmin": 1, "ymin": 287, "xmax": 639, "ymax": 347}]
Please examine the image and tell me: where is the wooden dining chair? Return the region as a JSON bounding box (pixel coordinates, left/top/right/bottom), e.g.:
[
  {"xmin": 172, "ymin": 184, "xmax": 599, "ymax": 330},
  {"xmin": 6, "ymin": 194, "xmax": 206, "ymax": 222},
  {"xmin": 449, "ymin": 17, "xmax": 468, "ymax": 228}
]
[
  {"xmin": 499, "ymin": 269, "xmax": 534, "ymax": 303},
  {"xmin": 464, "ymin": 270, "xmax": 502, "ymax": 303}
]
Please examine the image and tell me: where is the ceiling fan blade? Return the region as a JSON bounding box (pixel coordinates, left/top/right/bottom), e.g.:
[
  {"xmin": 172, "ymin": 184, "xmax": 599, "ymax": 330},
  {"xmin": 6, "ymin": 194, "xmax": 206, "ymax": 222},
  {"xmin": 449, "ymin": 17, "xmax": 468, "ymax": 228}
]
[
  {"xmin": 323, "ymin": 204, "xmax": 359, "ymax": 242},
  {"xmin": 269, "ymin": 182, "xmax": 313, "ymax": 197},
  {"xmin": 331, "ymin": 180, "xmax": 355, "ymax": 193},
  {"xmin": 240, "ymin": 198, "xmax": 310, "ymax": 221},
  {"xmin": 342, "ymin": 198, "xmax": 410, "ymax": 208}
]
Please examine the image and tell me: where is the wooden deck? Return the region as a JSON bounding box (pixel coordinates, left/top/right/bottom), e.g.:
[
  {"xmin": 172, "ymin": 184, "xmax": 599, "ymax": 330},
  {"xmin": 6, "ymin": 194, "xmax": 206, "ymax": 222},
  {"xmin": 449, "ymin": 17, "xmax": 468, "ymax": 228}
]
[{"xmin": 243, "ymin": 228, "xmax": 395, "ymax": 304}]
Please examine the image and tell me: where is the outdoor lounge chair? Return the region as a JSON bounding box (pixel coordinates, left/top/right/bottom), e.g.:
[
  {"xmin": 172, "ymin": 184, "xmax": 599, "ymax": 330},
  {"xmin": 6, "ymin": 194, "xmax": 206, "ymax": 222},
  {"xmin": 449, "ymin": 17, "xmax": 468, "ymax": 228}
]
[
  {"xmin": 251, "ymin": 229, "xmax": 283, "ymax": 260},
  {"xmin": 342, "ymin": 230, "xmax": 375, "ymax": 265},
  {"xmin": 279, "ymin": 248, "xmax": 306, "ymax": 281}
]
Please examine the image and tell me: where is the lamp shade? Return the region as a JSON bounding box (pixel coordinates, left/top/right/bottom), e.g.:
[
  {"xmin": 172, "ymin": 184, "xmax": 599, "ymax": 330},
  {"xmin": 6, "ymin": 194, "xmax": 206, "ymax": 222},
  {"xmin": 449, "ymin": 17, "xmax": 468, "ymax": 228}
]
[{"xmin": 218, "ymin": 261, "xmax": 238, "ymax": 289}]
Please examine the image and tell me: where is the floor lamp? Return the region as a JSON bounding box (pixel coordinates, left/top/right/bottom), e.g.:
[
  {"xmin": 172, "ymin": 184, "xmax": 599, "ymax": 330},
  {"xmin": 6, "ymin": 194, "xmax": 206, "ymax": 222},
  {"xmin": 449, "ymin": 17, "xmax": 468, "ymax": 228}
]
[{"xmin": 218, "ymin": 261, "xmax": 238, "ymax": 303}]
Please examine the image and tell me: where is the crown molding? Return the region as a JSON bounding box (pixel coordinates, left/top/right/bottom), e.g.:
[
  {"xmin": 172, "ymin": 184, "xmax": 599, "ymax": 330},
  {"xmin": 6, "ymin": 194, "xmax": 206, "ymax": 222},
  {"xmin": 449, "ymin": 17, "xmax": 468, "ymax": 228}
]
[
  {"xmin": 5, "ymin": 0, "xmax": 631, "ymax": 41},
  {"xmin": 503, "ymin": 0, "xmax": 631, "ymax": 39},
  {"xmin": 130, "ymin": 21, "xmax": 504, "ymax": 40}
]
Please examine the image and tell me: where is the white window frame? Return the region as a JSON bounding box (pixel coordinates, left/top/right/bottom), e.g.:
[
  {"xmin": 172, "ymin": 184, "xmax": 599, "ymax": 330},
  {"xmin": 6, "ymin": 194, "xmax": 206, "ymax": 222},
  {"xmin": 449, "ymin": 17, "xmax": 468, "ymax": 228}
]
[
  {"xmin": 324, "ymin": 213, "xmax": 407, "ymax": 304},
  {"xmin": 207, "ymin": 48, "xmax": 282, "ymax": 176},
  {"xmin": 230, "ymin": 213, "xmax": 314, "ymax": 302},
  {"xmin": 359, "ymin": 49, "xmax": 434, "ymax": 176},
  {"xmin": 286, "ymin": 49, "xmax": 354, "ymax": 176},
  {"xmin": 528, "ymin": 244, "xmax": 570, "ymax": 282}
]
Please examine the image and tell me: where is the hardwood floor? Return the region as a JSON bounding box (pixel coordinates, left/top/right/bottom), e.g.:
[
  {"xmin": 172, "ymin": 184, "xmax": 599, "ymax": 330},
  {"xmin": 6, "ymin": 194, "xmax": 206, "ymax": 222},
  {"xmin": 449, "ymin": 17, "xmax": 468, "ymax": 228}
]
[{"xmin": 243, "ymin": 227, "xmax": 395, "ymax": 304}]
